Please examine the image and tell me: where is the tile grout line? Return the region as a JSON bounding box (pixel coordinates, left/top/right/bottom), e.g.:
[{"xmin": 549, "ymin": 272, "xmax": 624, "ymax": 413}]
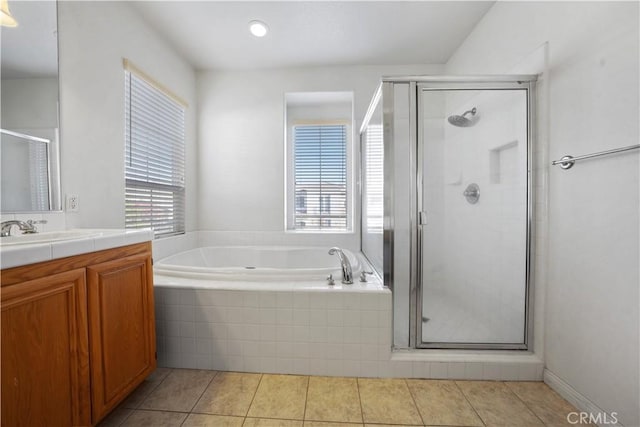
[
  {"xmin": 403, "ymin": 378, "xmax": 426, "ymax": 426},
  {"xmin": 177, "ymin": 410, "xmax": 189, "ymax": 427},
  {"xmin": 302, "ymin": 375, "xmax": 311, "ymax": 422},
  {"xmin": 113, "ymin": 407, "xmax": 135, "ymax": 427},
  {"xmin": 355, "ymin": 376, "xmax": 365, "ymax": 425},
  {"xmin": 191, "ymin": 369, "xmax": 221, "ymax": 413},
  {"xmin": 135, "ymin": 368, "xmax": 177, "ymax": 412},
  {"xmin": 112, "ymin": 368, "xmax": 176, "ymax": 427},
  {"xmin": 124, "ymin": 408, "xmax": 191, "ymax": 415},
  {"xmin": 453, "ymin": 380, "xmax": 487, "ymax": 427},
  {"xmin": 133, "ymin": 368, "xmax": 173, "ymax": 410},
  {"xmin": 244, "ymin": 373, "xmax": 264, "ymax": 420},
  {"xmin": 241, "ymin": 414, "xmax": 304, "ymax": 422},
  {"xmin": 503, "ymin": 381, "xmax": 548, "ymax": 426},
  {"xmin": 182, "ymin": 369, "xmax": 219, "ymax": 425}
]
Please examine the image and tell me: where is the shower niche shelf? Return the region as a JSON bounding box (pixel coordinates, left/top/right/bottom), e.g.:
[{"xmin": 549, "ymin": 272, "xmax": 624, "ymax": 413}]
[{"xmin": 489, "ymin": 139, "xmax": 519, "ymax": 184}]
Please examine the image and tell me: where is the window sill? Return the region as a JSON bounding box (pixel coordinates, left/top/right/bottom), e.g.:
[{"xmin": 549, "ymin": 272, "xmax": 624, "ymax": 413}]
[
  {"xmin": 154, "ymin": 231, "xmax": 186, "ymax": 240},
  {"xmin": 284, "ymin": 229, "xmax": 355, "ymax": 235}
]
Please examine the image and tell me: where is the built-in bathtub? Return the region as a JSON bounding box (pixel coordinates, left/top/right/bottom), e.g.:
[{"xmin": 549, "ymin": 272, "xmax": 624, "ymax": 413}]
[
  {"xmin": 153, "ymin": 246, "xmax": 393, "ymax": 377},
  {"xmin": 153, "ymin": 245, "xmax": 543, "ymax": 379},
  {"xmin": 154, "ymin": 246, "xmax": 363, "ymax": 283}
]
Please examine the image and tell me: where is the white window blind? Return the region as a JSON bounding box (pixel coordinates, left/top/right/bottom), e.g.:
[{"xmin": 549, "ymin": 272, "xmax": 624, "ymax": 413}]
[
  {"xmin": 293, "ymin": 124, "xmax": 347, "ymax": 230},
  {"xmin": 124, "ymin": 69, "xmax": 185, "ymax": 237},
  {"xmin": 364, "ymin": 124, "xmax": 383, "ymax": 233},
  {"xmin": 29, "ymin": 139, "xmax": 50, "ymax": 211}
]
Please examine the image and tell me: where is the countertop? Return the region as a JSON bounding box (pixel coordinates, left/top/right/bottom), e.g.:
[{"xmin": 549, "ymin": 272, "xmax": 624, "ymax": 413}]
[{"xmin": 0, "ymin": 229, "xmax": 154, "ymax": 270}]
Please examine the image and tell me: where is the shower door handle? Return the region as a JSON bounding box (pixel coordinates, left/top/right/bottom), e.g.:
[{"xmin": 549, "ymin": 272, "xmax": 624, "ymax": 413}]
[{"xmin": 418, "ymin": 211, "xmax": 427, "ymax": 226}]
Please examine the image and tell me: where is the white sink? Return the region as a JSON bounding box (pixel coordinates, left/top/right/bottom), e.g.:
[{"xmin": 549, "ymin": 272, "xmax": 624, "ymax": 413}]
[{"xmin": 0, "ymin": 229, "xmax": 103, "ymax": 246}]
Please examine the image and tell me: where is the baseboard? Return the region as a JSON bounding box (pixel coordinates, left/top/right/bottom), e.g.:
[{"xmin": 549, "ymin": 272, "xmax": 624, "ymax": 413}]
[{"xmin": 543, "ymin": 369, "xmax": 623, "ymax": 427}]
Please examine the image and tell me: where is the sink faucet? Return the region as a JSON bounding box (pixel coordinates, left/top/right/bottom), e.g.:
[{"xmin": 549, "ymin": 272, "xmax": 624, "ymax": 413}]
[
  {"xmin": 328, "ymin": 247, "xmax": 353, "ymax": 284},
  {"xmin": 0, "ymin": 219, "xmax": 47, "ymax": 237}
]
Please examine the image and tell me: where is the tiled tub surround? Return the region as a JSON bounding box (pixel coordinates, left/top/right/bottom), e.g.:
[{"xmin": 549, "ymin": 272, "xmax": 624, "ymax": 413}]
[
  {"xmin": 153, "ymin": 279, "xmax": 392, "ymax": 377},
  {"xmin": 154, "ymin": 276, "xmax": 543, "ymax": 379}
]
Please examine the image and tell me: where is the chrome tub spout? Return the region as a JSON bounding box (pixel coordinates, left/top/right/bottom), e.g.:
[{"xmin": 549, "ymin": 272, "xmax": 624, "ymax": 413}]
[{"xmin": 328, "ymin": 247, "xmax": 353, "ymax": 284}]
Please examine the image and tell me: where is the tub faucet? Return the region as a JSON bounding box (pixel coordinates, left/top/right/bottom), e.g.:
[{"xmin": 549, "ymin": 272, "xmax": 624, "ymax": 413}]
[
  {"xmin": 0, "ymin": 219, "xmax": 47, "ymax": 237},
  {"xmin": 328, "ymin": 247, "xmax": 353, "ymax": 284}
]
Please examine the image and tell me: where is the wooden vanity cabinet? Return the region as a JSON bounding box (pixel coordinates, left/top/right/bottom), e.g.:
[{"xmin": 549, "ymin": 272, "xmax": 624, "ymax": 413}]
[
  {"xmin": 1, "ymin": 242, "xmax": 156, "ymax": 427},
  {"xmin": 87, "ymin": 252, "xmax": 156, "ymax": 422},
  {"xmin": 1, "ymin": 269, "xmax": 91, "ymax": 427}
]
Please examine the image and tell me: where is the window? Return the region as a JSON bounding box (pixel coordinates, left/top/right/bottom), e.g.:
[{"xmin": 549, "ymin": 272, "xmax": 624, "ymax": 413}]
[
  {"xmin": 285, "ymin": 91, "xmax": 353, "ymax": 232},
  {"xmin": 364, "ymin": 124, "xmax": 383, "ymax": 233},
  {"xmin": 295, "ymin": 189, "xmax": 307, "ymax": 214},
  {"xmin": 124, "ymin": 61, "xmax": 186, "ymax": 238},
  {"xmin": 319, "ymin": 195, "xmax": 331, "ymax": 214},
  {"xmin": 291, "ymin": 124, "xmax": 348, "ymax": 231}
]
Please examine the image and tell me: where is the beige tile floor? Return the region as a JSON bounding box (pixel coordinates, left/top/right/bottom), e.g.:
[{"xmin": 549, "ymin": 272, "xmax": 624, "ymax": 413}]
[{"xmin": 98, "ymin": 368, "xmax": 587, "ymax": 427}]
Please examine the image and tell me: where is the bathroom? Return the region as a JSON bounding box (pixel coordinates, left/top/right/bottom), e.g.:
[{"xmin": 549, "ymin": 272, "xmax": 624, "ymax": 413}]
[{"xmin": 0, "ymin": 1, "xmax": 638, "ymax": 426}]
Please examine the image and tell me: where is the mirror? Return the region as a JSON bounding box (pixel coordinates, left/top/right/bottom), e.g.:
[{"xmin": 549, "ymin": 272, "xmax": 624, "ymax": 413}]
[{"xmin": 1, "ymin": 0, "xmax": 61, "ymax": 212}]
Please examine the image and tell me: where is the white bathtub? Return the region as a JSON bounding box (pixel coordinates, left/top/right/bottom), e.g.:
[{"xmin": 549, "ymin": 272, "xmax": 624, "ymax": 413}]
[
  {"xmin": 154, "ymin": 246, "xmax": 363, "ymax": 283},
  {"xmin": 152, "ymin": 246, "xmax": 542, "ymax": 380},
  {"xmin": 153, "ymin": 245, "xmax": 394, "ymax": 376}
]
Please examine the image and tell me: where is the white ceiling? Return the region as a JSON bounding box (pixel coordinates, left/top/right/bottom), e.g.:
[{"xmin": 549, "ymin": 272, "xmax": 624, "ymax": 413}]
[
  {"xmin": 1, "ymin": 1, "xmax": 58, "ymax": 78},
  {"xmin": 133, "ymin": 1, "xmax": 494, "ymax": 71}
]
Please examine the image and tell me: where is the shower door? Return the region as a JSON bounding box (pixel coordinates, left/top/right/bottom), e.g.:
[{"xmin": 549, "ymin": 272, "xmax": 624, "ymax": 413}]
[{"xmin": 416, "ymin": 81, "xmax": 534, "ymax": 349}]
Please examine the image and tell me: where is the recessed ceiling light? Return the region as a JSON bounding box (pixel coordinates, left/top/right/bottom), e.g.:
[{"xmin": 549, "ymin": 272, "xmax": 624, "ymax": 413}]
[{"xmin": 249, "ymin": 20, "xmax": 268, "ymax": 37}]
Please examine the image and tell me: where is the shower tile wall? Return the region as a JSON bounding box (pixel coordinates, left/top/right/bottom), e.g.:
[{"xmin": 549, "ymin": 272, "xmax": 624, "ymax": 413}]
[{"xmin": 154, "ymin": 286, "xmax": 543, "ymax": 379}]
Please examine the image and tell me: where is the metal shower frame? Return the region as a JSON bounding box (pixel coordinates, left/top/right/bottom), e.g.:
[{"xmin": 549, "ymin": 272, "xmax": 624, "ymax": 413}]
[{"xmin": 372, "ymin": 75, "xmax": 537, "ymax": 350}]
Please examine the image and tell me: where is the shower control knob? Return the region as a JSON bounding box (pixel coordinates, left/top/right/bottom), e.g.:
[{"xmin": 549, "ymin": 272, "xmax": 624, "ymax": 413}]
[
  {"xmin": 359, "ymin": 271, "xmax": 374, "ymax": 282},
  {"xmin": 463, "ymin": 183, "xmax": 480, "ymax": 204}
]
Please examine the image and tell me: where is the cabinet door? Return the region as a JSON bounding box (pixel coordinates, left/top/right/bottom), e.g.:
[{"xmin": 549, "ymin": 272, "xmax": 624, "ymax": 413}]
[
  {"xmin": 1, "ymin": 269, "xmax": 91, "ymax": 427},
  {"xmin": 87, "ymin": 253, "xmax": 156, "ymax": 423}
]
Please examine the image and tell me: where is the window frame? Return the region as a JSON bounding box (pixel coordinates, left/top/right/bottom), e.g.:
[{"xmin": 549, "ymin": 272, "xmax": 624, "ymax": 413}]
[
  {"xmin": 123, "ymin": 60, "xmax": 187, "ymax": 239},
  {"xmin": 285, "ymin": 120, "xmax": 354, "ymax": 233}
]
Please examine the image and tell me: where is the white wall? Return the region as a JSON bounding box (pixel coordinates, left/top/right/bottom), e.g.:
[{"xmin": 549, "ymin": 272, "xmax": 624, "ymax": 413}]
[
  {"xmin": 57, "ymin": 1, "xmax": 197, "ymax": 231},
  {"xmin": 447, "ymin": 2, "xmax": 639, "ymax": 425},
  {"xmin": 197, "ymin": 64, "xmax": 442, "ymax": 249}
]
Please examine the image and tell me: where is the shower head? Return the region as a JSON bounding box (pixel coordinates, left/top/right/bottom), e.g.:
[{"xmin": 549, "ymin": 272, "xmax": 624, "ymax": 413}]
[{"xmin": 447, "ymin": 107, "xmax": 477, "ymax": 127}]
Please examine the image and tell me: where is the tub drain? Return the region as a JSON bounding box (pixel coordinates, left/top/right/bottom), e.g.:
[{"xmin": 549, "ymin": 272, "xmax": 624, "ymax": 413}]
[{"xmin": 244, "ymin": 266, "xmax": 256, "ymax": 269}]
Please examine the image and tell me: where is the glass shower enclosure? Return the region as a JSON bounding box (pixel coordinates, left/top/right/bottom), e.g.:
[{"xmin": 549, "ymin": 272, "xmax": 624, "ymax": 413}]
[{"xmin": 360, "ymin": 76, "xmax": 536, "ymax": 350}]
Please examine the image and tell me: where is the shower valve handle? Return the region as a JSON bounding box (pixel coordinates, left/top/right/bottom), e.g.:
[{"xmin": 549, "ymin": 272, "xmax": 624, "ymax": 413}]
[
  {"xmin": 463, "ymin": 183, "xmax": 480, "ymax": 204},
  {"xmin": 359, "ymin": 271, "xmax": 374, "ymax": 282}
]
